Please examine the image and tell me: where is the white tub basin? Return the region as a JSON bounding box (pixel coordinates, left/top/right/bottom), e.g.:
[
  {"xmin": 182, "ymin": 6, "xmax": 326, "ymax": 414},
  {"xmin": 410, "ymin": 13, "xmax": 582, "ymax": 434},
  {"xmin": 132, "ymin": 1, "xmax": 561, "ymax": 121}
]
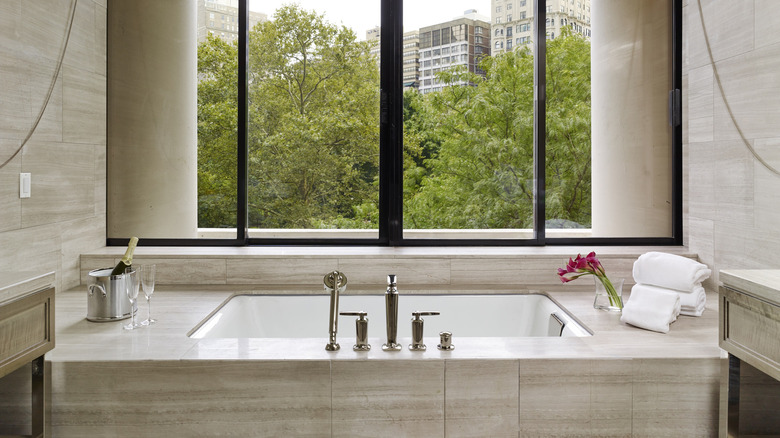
[{"xmin": 188, "ymin": 293, "xmax": 591, "ymax": 339}]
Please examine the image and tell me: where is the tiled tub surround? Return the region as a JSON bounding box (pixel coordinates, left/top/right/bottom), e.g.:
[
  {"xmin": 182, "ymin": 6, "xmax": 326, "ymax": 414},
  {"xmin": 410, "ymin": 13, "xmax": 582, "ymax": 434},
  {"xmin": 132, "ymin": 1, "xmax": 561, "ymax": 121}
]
[
  {"xmin": 2, "ymin": 283, "xmax": 722, "ymax": 437},
  {"xmin": 78, "ymin": 245, "xmax": 703, "ymax": 290}
]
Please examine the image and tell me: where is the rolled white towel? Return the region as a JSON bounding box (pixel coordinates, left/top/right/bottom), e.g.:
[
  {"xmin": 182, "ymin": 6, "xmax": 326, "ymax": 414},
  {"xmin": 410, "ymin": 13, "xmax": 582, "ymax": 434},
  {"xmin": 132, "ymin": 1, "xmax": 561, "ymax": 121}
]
[
  {"xmin": 620, "ymin": 284, "xmax": 681, "ymax": 334},
  {"xmin": 680, "ymin": 285, "xmax": 706, "ymax": 316},
  {"xmin": 634, "ymin": 283, "xmax": 706, "ymax": 317},
  {"xmin": 632, "ymin": 252, "xmax": 711, "ymax": 292}
]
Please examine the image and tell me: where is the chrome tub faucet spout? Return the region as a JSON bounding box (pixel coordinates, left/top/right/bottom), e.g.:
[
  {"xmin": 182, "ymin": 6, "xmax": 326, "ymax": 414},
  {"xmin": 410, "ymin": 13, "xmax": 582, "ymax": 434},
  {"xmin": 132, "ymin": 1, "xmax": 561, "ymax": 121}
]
[
  {"xmin": 382, "ymin": 274, "xmax": 402, "ymax": 351},
  {"xmin": 324, "ymin": 271, "xmax": 347, "ymax": 351}
]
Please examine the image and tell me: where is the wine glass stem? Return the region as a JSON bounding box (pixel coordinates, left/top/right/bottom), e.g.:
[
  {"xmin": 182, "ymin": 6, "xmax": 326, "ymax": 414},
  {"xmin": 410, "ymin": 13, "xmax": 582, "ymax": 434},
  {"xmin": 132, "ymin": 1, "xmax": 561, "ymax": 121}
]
[
  {"xmin": 132, "ymin": 300, "xmax": 137, "ymax": 326},
  {"xmin": 147, "ymin": 297, "xmax": 152, "ymax": 321}
]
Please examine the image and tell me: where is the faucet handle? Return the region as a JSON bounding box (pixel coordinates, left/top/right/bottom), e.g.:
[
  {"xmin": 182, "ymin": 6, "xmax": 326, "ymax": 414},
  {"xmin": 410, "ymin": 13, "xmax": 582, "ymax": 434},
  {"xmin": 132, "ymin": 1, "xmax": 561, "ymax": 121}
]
[
  {"xmin": 411, "ymin": 311, "xmax": 440, "ymax": 319},
  {"xmin": 340, "ymin": 311, "xmax": 370, "ymax": 351},
  {"xmin": 438, "ymin": 331, "xmax": 455, "ymax": 351},
  {"xmin": 409, "ymin": 311, "xmax": 440, "ymax": 351}
]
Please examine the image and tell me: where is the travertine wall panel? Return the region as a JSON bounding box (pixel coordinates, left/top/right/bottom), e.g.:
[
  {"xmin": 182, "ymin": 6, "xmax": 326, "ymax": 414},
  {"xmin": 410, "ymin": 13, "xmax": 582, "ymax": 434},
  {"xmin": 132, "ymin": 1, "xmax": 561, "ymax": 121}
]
[
  {"xmin": 684, "ymin": 0, "xmax": 780, "ymax": 288},
  {"xmin": 0, "ymin": 0, "xmax": 107, "ymax": 292}
]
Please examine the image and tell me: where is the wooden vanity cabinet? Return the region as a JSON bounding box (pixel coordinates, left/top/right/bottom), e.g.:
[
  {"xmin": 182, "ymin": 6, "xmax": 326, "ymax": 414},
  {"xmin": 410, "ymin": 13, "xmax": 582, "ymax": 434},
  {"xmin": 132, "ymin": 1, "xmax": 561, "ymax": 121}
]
[
  {"xmin": 0, "ymin": 285, "xmax": 55, "ymax": 438},
  {"xmin": 719, "ymin": 270, "xmax": 780, "ymax": 438}
]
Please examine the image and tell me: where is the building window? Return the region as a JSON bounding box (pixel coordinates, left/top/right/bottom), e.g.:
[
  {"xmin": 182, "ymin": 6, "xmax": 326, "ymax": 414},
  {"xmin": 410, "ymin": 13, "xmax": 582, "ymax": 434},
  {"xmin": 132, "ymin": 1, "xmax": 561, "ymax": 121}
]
[
  {"xmin": 141, "ymin": 0, "xmax": 686, "ymax": 247},
  {"xmin": 496, "ymin": 6, "xmax": 502, "ymax": 13}
]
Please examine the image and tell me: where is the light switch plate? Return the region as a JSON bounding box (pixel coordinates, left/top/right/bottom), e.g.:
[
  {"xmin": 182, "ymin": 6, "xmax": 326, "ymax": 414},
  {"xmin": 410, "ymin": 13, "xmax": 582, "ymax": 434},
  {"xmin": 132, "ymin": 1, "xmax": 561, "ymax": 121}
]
[{"xmin": 20, "ymin": 172, "xmax": 31, "ymax": 198}]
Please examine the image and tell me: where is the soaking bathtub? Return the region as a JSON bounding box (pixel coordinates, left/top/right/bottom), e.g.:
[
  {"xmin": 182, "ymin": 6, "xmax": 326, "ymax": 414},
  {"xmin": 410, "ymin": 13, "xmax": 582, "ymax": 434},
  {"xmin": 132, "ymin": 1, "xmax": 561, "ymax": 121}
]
[{"xmin": 188, "ymin": 292, "xmax": 592, "ymax": 340}]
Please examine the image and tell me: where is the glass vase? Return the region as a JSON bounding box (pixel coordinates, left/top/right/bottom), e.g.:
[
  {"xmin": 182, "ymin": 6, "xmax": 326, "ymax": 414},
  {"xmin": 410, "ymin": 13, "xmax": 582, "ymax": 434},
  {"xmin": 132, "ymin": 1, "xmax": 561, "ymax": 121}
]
[{"xmin": 593, "ymin": 277, "xmax": 624, "ymax": 312}]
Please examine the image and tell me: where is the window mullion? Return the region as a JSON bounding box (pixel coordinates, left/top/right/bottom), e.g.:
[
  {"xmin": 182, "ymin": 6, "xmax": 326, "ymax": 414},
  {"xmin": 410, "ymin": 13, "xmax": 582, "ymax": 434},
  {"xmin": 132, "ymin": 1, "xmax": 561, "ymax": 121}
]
[{"xmin": 533, "ymin": 0, "xmax": 546, "ymax": 243}]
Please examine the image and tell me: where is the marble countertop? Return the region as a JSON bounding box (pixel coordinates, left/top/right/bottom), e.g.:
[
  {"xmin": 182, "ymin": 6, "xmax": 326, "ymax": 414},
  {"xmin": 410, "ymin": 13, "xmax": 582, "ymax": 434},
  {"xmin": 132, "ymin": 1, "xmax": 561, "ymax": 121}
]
[
  {"xmin": 47, "ymin": 284, "xmax": 723, "ymax": 363},
  {"xmin": 0, "ymin": 271, "xmax": 55, "ymax": 304},
  {"xmin": 719, "ymin": 269, "xmax": 780, "ymax": 307},
  {"xmin": 82, "ymin": 245, "xmax": 694, "ymax": 258}
]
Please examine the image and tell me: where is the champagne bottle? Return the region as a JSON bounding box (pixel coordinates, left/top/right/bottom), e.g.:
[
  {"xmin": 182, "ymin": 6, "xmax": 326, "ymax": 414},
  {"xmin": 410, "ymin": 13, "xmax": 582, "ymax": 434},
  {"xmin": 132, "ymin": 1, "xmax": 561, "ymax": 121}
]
[{"xmin": 110, "ymin": 236, "xmax": 139, "ymax": 276}]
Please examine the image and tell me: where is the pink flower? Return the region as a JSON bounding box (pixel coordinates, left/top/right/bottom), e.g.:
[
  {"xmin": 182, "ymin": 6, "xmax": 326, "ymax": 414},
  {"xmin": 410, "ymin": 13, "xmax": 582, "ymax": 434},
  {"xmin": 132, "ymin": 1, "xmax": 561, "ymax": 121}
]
[{"xmin": 556, "ymin": 252, "xmax": 623, "ymax": 308}]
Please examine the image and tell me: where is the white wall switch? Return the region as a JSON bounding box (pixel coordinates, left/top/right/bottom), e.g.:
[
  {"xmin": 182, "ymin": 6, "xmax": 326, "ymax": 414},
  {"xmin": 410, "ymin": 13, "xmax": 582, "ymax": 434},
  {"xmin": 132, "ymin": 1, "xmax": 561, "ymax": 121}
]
[{"xmin": 20, "ymin": 172, "xmax": 31, "ymax": 198}]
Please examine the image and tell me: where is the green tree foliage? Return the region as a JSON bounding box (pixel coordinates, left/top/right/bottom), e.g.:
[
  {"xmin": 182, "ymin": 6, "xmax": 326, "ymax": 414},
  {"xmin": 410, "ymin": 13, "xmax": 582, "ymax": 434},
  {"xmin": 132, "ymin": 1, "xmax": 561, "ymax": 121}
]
[
  {"xmin": 404, "ymin": 50, "xmax": 536, "ymax": 229},
  {"xmin": 545, "ymin": 28, "xmax": 592, "ymax": 227},
  {"xmin": 198, "ymin": 34, "xmax": 238, "ymax": 228},
  {"xmin": 197, "ymin": 5, "xmax": 379, "ymax": 229},
  {"xmin": 247, "ymin": 5, "xmax": 379, "ymax": 229},
  {"xmin": 197, "ymin": 10, "xmax": 591, "ymax": 231},
  {"xmin": 404, "ymin": 28, "xmax": 591, "ymax": 229}
]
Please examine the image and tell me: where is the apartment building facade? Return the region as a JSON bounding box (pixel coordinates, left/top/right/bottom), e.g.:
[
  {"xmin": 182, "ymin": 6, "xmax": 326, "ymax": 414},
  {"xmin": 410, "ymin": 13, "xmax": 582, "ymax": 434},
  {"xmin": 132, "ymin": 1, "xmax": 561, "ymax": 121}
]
[
  {"xmin": 197, "ymin": 0, "xmax": 267, "ymax": 43},
  {"xmin": 490, "ymin": 0, "xmax": 591, "ymax": 55},
  {"xmin": 418, "ymin": 10, "xmax": 491, "ymax": 94}
]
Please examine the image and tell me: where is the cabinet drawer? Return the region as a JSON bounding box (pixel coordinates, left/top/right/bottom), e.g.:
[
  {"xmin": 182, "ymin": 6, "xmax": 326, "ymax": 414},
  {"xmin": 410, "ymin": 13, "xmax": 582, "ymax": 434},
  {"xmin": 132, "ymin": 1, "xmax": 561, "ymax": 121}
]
[
  {"xmin": 0, "ymin": 286, "xmax": 55, "ymax": 378},
  {"xmin": 720, "ymin": 285, "xmax": 780, "ymax": 381}
]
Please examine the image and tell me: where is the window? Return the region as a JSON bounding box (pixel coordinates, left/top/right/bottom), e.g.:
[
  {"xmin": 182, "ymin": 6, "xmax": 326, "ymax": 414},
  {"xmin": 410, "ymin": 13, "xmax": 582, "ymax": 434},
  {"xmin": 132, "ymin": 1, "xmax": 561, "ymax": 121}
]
[
  {"xmin": 117, "ymin": 0, "xmax": 681, "ymax": 247},
  {"xmin": 520, "ymin": 0, "xmax": 526, "ymax": 6},
  {"xmin": 507, "ymin": 3, "xmax": 513, "ymax": 10},
  {"xmin": 507, "ymin": 14, "xmax": 512, "ymax": 21},
  {"xmin": 519, "ymin": 11, "xmax": 526, "ymax": 19},
  {"xmin": 506, "ymin": 27, "xmax": 512, "ymax": 37},
  {"xmin": 496, "ymin": 6, "xmax": 502, "ymax": 12},
  {"xmin": 495, "ymin": 17, "xmax": 502, "ymax": 24}
]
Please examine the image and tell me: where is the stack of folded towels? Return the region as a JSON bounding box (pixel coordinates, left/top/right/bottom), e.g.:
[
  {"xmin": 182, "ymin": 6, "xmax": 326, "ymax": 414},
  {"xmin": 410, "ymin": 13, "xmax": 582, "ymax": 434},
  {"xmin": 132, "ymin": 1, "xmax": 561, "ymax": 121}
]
[{"xmin": 620, "ymin": 252, "xmax": 712, "ymax": 333}]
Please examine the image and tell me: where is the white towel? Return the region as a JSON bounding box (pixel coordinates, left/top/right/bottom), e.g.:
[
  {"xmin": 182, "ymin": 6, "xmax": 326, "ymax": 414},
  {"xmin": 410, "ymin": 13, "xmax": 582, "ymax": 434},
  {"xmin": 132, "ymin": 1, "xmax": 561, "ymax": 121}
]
[
  {"xmin": 634, "ymin": 283, "xmax": 706, "ymax": 317},
  {"xmin": 680, "ymin": 285, "xmax": 706, "ymax": 316},
  {"xmin": 632, "ymin": 252, "xmax": 711, "ymax": 292},
  {"xmin": 620, "ymin": 284, "xmax": 681, "ymax": 334}
]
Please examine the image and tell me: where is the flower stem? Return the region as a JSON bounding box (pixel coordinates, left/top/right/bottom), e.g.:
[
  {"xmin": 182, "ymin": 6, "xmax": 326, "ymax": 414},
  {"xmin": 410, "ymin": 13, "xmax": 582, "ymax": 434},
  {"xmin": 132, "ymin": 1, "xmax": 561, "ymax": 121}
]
[{"xmin": 599, "ymin": 276, "xmax": 623, "ymax": 309}]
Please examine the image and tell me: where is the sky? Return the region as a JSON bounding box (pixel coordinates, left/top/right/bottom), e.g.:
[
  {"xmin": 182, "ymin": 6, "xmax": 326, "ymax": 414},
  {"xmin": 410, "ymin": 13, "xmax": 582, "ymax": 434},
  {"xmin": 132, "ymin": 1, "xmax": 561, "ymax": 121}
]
[{"xmin": 248, "ymin": 0, "xmax": 491, "ymax": 40}]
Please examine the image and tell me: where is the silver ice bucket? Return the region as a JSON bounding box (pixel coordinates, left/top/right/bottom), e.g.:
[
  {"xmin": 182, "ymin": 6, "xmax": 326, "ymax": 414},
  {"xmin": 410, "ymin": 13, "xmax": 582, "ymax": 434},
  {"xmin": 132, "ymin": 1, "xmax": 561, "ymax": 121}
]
[{"xmin": 86, "ymin": 267, "xmax": 137, "ymax": 322}]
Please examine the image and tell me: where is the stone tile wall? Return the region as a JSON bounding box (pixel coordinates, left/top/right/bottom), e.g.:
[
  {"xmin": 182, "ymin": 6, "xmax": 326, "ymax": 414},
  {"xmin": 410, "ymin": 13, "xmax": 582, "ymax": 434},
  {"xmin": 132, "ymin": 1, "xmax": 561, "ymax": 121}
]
[{"xmin": 0, "ymin": 0, "xmax": 107, "ymax": 292}]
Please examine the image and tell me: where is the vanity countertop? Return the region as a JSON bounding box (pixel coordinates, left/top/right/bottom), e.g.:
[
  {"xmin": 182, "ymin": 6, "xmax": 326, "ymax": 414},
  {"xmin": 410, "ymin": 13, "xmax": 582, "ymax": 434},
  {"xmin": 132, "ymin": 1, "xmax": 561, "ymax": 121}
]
[
  {"xmin": 47, "ymin": 284, "xmax": 723, "ymax": 363},
  {"xmin": 0, "ymin": 271, "xmax": 56, "ymax": 304},
  {"xmin": 719, "ymin": 269, "xmax": 780, "ymax": 307}
]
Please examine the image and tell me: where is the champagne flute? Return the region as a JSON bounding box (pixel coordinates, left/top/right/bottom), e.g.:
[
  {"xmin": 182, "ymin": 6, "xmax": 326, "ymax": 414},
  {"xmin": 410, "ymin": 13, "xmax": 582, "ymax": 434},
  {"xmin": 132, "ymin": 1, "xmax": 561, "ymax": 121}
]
[
  {"xmin": 123, "ymin": 268, "xmax": 140, "ymax": 330},
  {"xmin": 140, "ymin": 264, "xmax": 156, "ymax": 326}
]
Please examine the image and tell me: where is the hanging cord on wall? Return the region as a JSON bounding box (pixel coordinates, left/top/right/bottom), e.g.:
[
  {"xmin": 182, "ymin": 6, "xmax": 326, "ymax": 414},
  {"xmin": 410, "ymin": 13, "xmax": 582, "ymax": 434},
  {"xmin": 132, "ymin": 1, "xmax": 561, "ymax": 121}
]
[
  {"xmin": 696, "ymin": 0, "xmax": 780, "ymax": 177},
  {"xmin": 0, "ymin": 0, "xmax": 78, "ymax": 171}
]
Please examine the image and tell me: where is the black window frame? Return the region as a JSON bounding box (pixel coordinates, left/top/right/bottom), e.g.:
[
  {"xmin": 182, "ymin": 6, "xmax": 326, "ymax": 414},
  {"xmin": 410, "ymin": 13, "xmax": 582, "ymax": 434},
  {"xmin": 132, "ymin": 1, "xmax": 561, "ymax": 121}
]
[{"xmin": 109, "ymin": 0, "xmax": 682, "ymax": 248}]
